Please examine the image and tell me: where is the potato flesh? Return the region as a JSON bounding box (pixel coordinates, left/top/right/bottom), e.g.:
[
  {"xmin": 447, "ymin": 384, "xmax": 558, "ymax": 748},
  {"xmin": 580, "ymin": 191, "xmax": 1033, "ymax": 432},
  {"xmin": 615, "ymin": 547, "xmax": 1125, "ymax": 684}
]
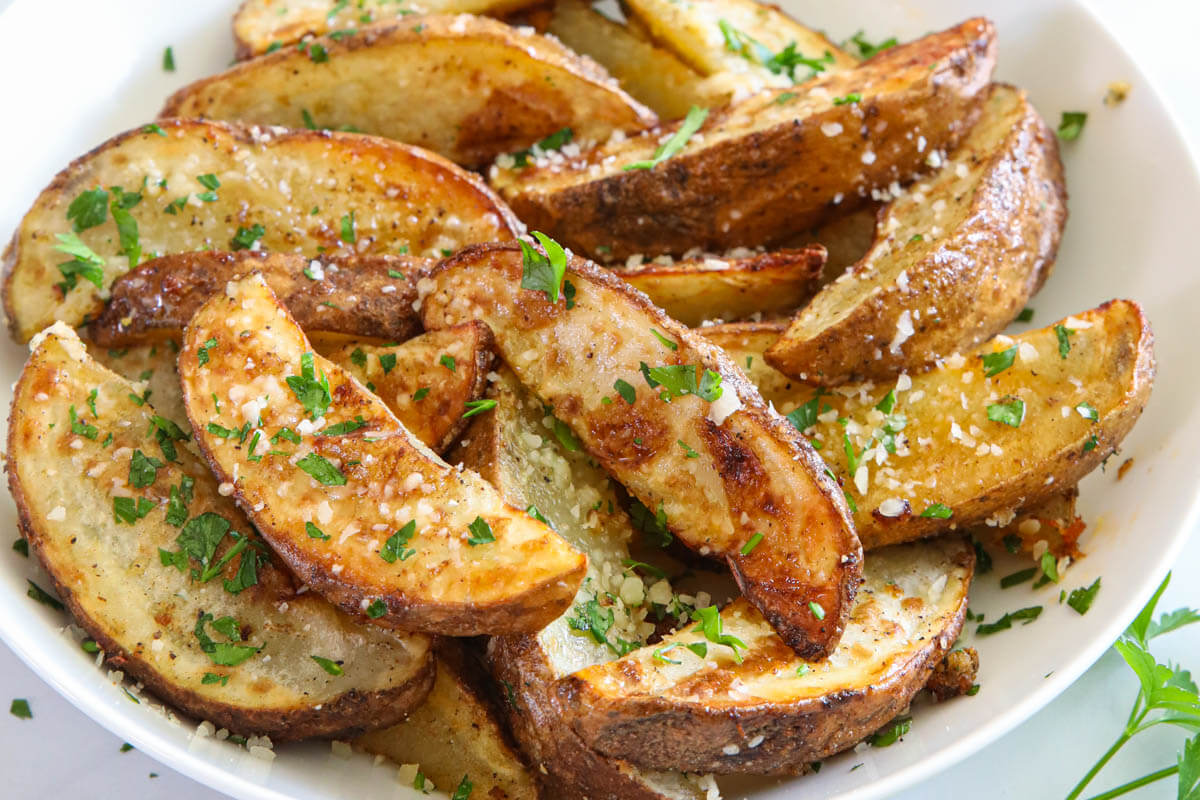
[
  {"xmin": 7, "ymin": 325, "xmax": 431, "ymax": 736},
  {"xmin": 421, "ymin": 243, "xmax": 860, "ymax": 659},
  {"xmin": 179, "ymin": 274, "xmax": 585, "ymax": 635},
  {"xmin": 3, "ymin": 119, "xmax": 519, "ymax": 342},
  {"xmin": 167, "ymin": 15, "xmax": 655, "ymax": 168}
]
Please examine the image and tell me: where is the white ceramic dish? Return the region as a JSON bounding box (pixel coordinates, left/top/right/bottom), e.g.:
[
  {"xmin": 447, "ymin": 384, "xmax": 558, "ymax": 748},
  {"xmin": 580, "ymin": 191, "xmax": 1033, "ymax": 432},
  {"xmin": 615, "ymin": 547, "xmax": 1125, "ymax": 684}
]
[{"xmin": 0, "ymin": 0, "xmax": 1196, "ymax": 797}]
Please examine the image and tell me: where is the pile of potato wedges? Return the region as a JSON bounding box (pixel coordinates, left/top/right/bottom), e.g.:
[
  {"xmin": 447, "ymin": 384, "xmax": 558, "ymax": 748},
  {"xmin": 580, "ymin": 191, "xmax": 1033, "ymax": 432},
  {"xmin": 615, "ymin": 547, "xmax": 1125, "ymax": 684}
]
[{"xmin": 1, "ymin": 1, "xmax": 1155, "ymax": 798}]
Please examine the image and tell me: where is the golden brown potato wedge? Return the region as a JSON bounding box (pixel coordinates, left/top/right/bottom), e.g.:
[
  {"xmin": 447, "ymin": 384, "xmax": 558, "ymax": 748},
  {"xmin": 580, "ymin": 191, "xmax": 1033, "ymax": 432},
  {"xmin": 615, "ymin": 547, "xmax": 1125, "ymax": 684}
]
[
  {"xmin": 94, "ymin": 325, "xmax": 493, "ymax": 456},
  {"xmin": 703, "ymin": 301, "xmax": 1155, "ymax": 550},
  {"xmin": 544, "ymin": 0, "xmax": 714, "ymax": 119},
  {"xmin": 458, "ymin": 369, "xmax": 713, "ymax": 800},
  {"xmin": 232, "ymin": 0, "xmax": 543, "ymax": 58},
  {"xmin": 765, "ymin": 84, "xmax": 1067, "ymax": 383},
  {"xmin": 7, "ymin": 324, "xmax": 434, "ymax": 740},
  {"xmin": 356, "ymin": 641, "xmax": 538, "ymax": 800},
  {"xmin": 617, "ymin": 247, "xmax": 824, "ymax": 326},
  {"xmin": 179, "ymin": 274, "xmax": 585, "ymax": 636},
  {"xmin": 621, "ymin": 0, "xmax": 857, "ymax": 97},
  {"xmin": 421, "ymin": 242, "xmax": 859, "ymax": 659},
  {"xmin": 3, "ymin": 118, "xmax": 520, "ymax": 343},
  {"xmin": 167, "ymin": 15, "xmax": 656, "ymax": 169},
  {"xmin": 317, "ymin": 323, "xmax": 496, "ymax": 453},
  {"xmin": 490, "ymin": 18, "xmax": 996, "ymax": 260},
  {"xmin": 558, "ymin": 537, "xmax": 973, "ymax": 774},
  {"xmin": 89, "ymin": 251, "xmax": 427, "ymax": 348}
]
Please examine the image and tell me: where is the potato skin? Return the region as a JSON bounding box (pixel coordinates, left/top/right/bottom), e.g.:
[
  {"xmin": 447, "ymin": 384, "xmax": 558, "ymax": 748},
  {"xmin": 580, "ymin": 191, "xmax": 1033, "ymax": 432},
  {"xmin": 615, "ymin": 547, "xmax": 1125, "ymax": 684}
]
[
  {"xmin": 90, "ymin": 251, "xmax": 427, "ymax": 347},
  {"xmin": 493, "ymin": 18, "xmax": 997, "ymax": 260},
  {"xmin": 421, "ymin": 242, "xmax": 860, "ymax": 659},
  {"xmin": 169, "ymin": 15, "xmax": 656, "ymax": 169},
  {"xmin": 765, "ymin": 84, "xmax": 1068, "ymax": 383}
]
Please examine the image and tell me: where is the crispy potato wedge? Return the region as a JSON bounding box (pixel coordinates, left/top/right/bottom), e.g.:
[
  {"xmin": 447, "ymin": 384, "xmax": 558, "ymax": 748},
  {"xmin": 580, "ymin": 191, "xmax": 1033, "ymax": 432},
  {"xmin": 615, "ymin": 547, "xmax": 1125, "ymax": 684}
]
[
  {"xmin": 180, "ymin": 274, "xmax": 585, "ymax": 636},
  {"xmin": 167, "ymin": 15, "xmax": 655, "ymax": 169},
  {"xmin": 617, "ymin": 247, "xmax": 824, "ymax": 326},
  {"xmin": 232, "ymin": 0, "xmax": 543, "ymax": 58},
  {"xmin": 7, "ymin": 324, "xmax": 434, "ymax": 739},
  {"xmin": 544, "ymin": 0, "xmax": 714, "ymax": 119},
  {"xmin": 3, "ymin": 119, "xmax": 520, "ymax": 343},
  {"xmin": 559, "ymin": 537, "xmax": 972, "ymax": 774},
  {"xmin": 703, "ymin": 301, "xmax": 1155, "ymax": 549},
  {"xmin": 422, "ymin": 242, "xmax": 859, "ymax": 659},
  {"xmin": 94, "ymin": 325, "xmax": 492, "ymax": 455},
  {"xmin": 317, "ymin": 323, "xmax": 495, "ymax": 453},
  {"xmin": 458, "ymin": 369, "xmax": 711, "ymax": 800},
  {"xmin": 766, "ymin": 84, "xmax": 1067, "ymax": 383},
  {"xmin": 490, "ymin": 18, "xmax": 996, "ymax": 260},
  {"xmin": 89, "ymin": 251, "xmax": 426, "ymax": 348},
  {"xmin": 356, "ymin": 641, "xmax": 538, "ymax": 800},
  {"xmin": 621, "ymin": 0, "xmax": 857, "ymax": 96}
]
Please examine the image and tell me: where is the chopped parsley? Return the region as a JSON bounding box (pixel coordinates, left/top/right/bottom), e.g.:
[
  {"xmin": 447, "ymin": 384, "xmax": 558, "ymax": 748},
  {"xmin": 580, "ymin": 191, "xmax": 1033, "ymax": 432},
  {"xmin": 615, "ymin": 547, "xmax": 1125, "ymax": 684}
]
[
  {"xmin": 739, "ymin": 532, "xmax": 764, "ymax": 555},
  {"xmin": 379, "ymin": 521, "xmax": 417, "ymax": 562},
  {"xmin": 653, "ymin": 641, "xmax": 707, "ymax": 664},
  {"xmin": 230, "ymin": 224, "xmax": 265, "ymax": 251},
  {"xmin": 976, "ymin": 605, "xmax": 1042, "ymax": 635},
  {"xmin": 349, "ymin": 347, "xmax": 367, "ymax": 368},
  {"xmin": 466, "ymin": 516, "xmax": 494, "ymax": 546},
  {"xmin": 849, "ymin": 31, "xmax": 898, "ymax": 59},
  {"xmin": 150, "ymin": 415, "xmax": 190, "ymax": 462},
  {"xmin": 26, "ymin": 580, "xmax": 64, "ymax": 610},
  {"xmin": 306, "ymin": 522, "xmax": 330, "ymax": 541},
  {"xmin": 1017, "ymin": 308, "xmax": 1035, "ymax": 322},
  {"xmin": 1067, "ymin": 577, "xmax": 1101, "ymax": 615},
  {"xmin": 1055, "ymin": 323, "xmax": 1074, "ymax": 358},
  {"xmin": 286, "ymin": 352, "xmax": 332, "ymax": 419},
  {"xmin": 920, "ymin": 503, "xmax": 952, "ymax": 519},
  {"xmin": 201, "ymin": 673, "xmax": 229, "ymax": 686},
  {"xmin": 162, "ymin": 46, "xmax": 175, "ymax": 71},
  {"xmin": 613, "ymin": 378, "xmax": 637, "ymax": 404},
  {"xmin": 1000, "ymin": 567, "xmax": 1037, "ymax": 588},
  {"xmin": 12, "ymin": 538, "xmax": 28, "ymax": 557},
  {"xmin": 1057, "ymin": 111, "xmax": 1087, "ymax": 141},
  {"xmin": 833, "ymin": 93, "xmax": 862, "ymax": 105},
  {"xmin": 650, "ymin": 328, "xmax": 678, "ymax": 351},
  {"xmin": 10, "ymin": 699, "xmax": 31, "ymax": 719},
  {"xmin": 625, "ymin": 106, "xmax": 707, "ymax": 171},
  {"xmin": 311, "ymin": 656, "xmax": 343, "ymax": 676},
  {"xmin": 194, "ymin": 612, "xmax": 261, "ymax": 666},
  {"xmin": 695, "ymin": 605, "xmax": 747, "ymax": 662},
  {"xmin": 640, "ymin": 362, "xmax": 723, "ymax": 402},
  {"xmin": 439, "ymin": 354, "xmax": 456, "ymax": 372},
  {"xmin": 412, "ymin": 387, "xmax": 430, "ymax": 401},
  {"xmin": 630, "ymin": 498, "xmax": 671, "ymax": 547},
  {"xmin": 69, "ymin": 405, "xmax": 99, "ymax": 439},
  {"xmin": 320, "ymin": 416, "xmax": 368, "ymax": 436},
  {"xmin": 677, "ymin": 439, "xmax": 700, "ymax": 458},
  {"xmin": 144, "ymin": 123, "xmax": 167, "ymax": 137},
  {"xmin": 196, "ymin": 337, "xmax": 218, "ymax": 366},
  {"xmin": 451, "ymin": 775, "xmax": 473, "ymax": 800},
  {"xmin": 340, "ymin": 211, "xmax": 356, "ymax": 243},
  {"xmin": 986, "ymin": 397, "xmax": 1025, "ymax": 427},
  {"xmin": 718, "ymin": 20, "xmax": 832, "ymax": 81},
  {"xmin": 113, "ymin": 496, "xmax": 156, "ymax": 524},
  {"xmin": 510, "ymin": 127, "xmax": 574, "ymax": 167},
  {"xmin": 67, "ymin": 187, "xmax": 108, "ymax": 232},
  {"xmin": 980, "ymin": 346, "xmax": 1017, "ymax": 377},
  {"xmin": 1076, "ymin": 402, "xmax": 1099, "ymax": 421},
  {"xmin": 808, "ymin": 600, "xmax": 825, "ymax": 620},
  {"xmin": 165, "ymin": 476, "xmax": 194, "ymax": 527},
  {"xmin": 128, "ymin": 450, "xmax": 164, "ymax": 489},
  {"xmin": 53, "ymin": 232, "xmax": 105, "ymax": 294},
  {"xmin": 519, "ymin": 232, "xmax": 568, "ymax": 303},
  {"xmin": 462, "ymin": 399, "xmax": 497, "ymax": 418},
  {"xmin": 378, "ymin": 352, "xmax": 397, "ymax": 374},
  {"xmin": 869, "ymin": 717, "xmax": 911, "ymax": 747},
  {"xmin": 366, "ymin": 598, "xmax": 387, "ymax": 619},
  {"xmin": 296, "ymin": 453, "xmax": 347, "ymax": 485}
]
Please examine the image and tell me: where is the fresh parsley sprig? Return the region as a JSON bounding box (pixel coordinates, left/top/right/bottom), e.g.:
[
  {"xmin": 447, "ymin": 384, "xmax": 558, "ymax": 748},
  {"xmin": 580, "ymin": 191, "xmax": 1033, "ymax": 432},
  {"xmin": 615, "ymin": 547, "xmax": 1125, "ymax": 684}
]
[{"xmin": 1064, "ymin": 573, "xmax": 1200, "ymax": 800}]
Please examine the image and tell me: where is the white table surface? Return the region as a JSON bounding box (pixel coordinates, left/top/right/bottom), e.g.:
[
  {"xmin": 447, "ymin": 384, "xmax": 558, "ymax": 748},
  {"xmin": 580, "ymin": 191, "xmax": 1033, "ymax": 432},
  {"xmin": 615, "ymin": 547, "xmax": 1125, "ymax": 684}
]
[{"xmin": 1, "ymin": 0, "xmax": 1198, "ymax": 798}]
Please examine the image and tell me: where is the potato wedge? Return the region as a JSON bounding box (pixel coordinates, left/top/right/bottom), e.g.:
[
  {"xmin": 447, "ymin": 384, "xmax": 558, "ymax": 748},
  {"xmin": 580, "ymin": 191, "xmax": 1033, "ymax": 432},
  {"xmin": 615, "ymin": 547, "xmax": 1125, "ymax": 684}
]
[
  {"xmin": 7, "ymin": 323, "xmax": 434, "ymax": 739},
  {"xmin": 318, "ymin": 323, "xmax": 496, "ymax": 453},
  {"xmin": 166, "ymin": 15, "xmax": 655, "ymax": 169},
  {"xmin": 558, "ymin": 537, "xmax": 973, "ymax": 774},
  {"xmin": 621, "ymin": 0, "xmax": 857, "ymax": 97},
  {"xmin": 544, "ymin": 0, "xmax": 714, "ymax": 119},
  {"xmin": 180, "ymin": 274, "xmax": 585, "ymax": 635},
  {"xmin": 3, "ymin": 119, "xmax": 520, "ymax": 343},
  {"xmin": 703, "ymin": 301, "xmax": 1155, "ymax": 549},
  {"xmin": 490, "ymin": 18, "xmax": 996, "ymax": 260},
  {"xmin": 766, "ymin": 84, "xmax": 1067, "ymax": 383},
  {"xmin": 421, "ymin": 242, "xmax": 859, "ymax": 659},
  {"xmin": 89, "ymin": 251, "xmax": 426, "ymax": 348},
  {"xmin": 617, "ymin": 247, "xmax": 824, "ymax": 326},
  {"xmin": 232, "ymin": 0, "xmax": 543, "ymax": 58},
  {"xmin": 95, "ymin": 324, "xmax": 493, "ymax": 455},
  {"xmin": 974, "ymin": 488, "xmax": 1085, "ymax": 561},
  {"xmin": 457, "ymin": 369, "xmax": 712, "ymax": 800},
  {"xmin": 356, "ymin": 641, "xmax": 538, "ymax": 800}
]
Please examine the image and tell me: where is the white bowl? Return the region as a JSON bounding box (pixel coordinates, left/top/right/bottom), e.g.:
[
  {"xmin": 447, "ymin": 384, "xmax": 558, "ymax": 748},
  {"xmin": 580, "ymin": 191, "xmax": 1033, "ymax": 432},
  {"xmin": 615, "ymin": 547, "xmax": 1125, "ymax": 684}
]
[{"xmin": 0, "ymin": 0, "xmax": 1196, "ymax": 797}]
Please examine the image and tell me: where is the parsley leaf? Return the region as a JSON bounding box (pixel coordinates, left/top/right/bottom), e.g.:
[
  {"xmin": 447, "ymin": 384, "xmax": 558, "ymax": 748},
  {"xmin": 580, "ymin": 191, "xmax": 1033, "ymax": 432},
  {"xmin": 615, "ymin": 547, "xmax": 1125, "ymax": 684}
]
[
  {"xmin": 1055, "ymin": 323, "xmax": 1074, "ymax": 358},
  {"xmin": 976, "ymin": 606, "xmax": 1042, "ymax": 635},
  {"xmin": 869, "ymin": 717, "xmax": 911, "ymax": 747},
  {"xmin": 366, "ymin": 598, "xmax": 387, "ymax": 619},
  {"xmin": 296, "ymin": 453, "xmax": 346, "ymax": 485},
  {"xmin": 340, "ymin": 211, "xmax": 356, "ymax": 243},
  {"xmin": 510, "ymin": 127, "xmax": 573, "ymax": 167},
  {"xmin": 981, "ymin": 346, "xmax": 1017, "ymax": 377},
  {"xmin": 630, "ymin": 499, "xmax": 671, "ymax": 547},
  {"xmin": 987, "ymin": 397, "xmax": 1025, "ymax": 427},
  {"xmin": 920, "ymin": 503, "xmax": 953, "ymax": 519},
  {"xmin": 286, "ymin": 352, "xmax": 332, "ymax": 419},
  {"xmin": 194, "ymin": 612, "xmax": 260, "ymax": 667},
  {"xmin": 306, "ymin": 522, "xmax": 330, "ymax": 541},
  {"xmin": 311, "ymin": 655, "xmax": 343, "ymax": 676},
  {"xmin": 625, "ymin": 106, "xmax": 707, "ymax": 171},
  {"xmin": 849, "ymin": 31, "xmax": 897, "ymax": 59},
  {"xmin": 466, "ymin": 516, "xmax": 494, "ymax": 546},
  {"xmin": 379, "ymin": 521, "xmax": 416, "ymax": 562},
  {"xmin": 320, "ymin": 416, "xmax": 367, "ymax": 436},
  {"xmin": 67, "ymin": 187, "xmax": 108, "ymax": 231},
  {"xmin": 462, "ymin": 399, "xmax": 497, "ymax": 418},
  {"xmin": 1067, "ymin": 577, "xmax": 1102, "ymax": 615},
  {"xmin": 128, "ymin": 449, "xmax": 164, "ymax": 488},
  {"xmin": 613, "ymin": 379, "xmax": 637, "ymax": 404},
  {"xmin": 519, "ymin": 232, "xmax": 568, "ymax": 303},
  {"xmin": 26, "ymin": 580, "xmax": 63, "ymax": 610},
  {"xmin": 113, "ymin": 496, "xmax": 155, "ymax": 524},
  {"xmin": 230, "ymin": 224, "xmax": 265, "ymax": 251},
  {"xmin": 1057, "ymin": 111, "xmax": 1087, "ymax": 141},
  {"xmin": 694, "ymin": 605, "xmax": 747, "ymax": 662}
]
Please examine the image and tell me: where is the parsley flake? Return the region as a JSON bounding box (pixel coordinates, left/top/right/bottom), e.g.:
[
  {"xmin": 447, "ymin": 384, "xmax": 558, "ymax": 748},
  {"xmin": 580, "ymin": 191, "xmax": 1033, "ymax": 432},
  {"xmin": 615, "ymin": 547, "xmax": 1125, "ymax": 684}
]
[
  {"xmin": 519, "ymin": 232, "xmax": 568, "ymax": 303},
  {"xmin": 625, "ymin": 106, "xmax": 707, "ymax": 171},
  {"xmin": 296, "ymin": 453, "xmax": 346, "ymax": 485}
]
